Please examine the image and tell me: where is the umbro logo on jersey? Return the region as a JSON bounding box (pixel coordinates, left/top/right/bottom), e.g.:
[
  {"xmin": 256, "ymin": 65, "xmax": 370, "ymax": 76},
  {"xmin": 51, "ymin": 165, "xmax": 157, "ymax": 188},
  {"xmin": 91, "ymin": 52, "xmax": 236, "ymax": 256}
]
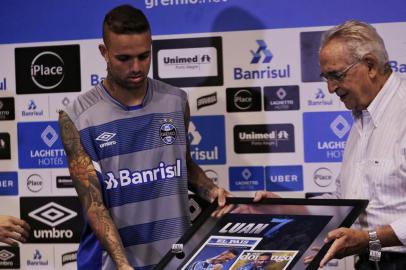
[{"xmin": 95, "ymin": 132, "xmax": 117, "ymax": 148}]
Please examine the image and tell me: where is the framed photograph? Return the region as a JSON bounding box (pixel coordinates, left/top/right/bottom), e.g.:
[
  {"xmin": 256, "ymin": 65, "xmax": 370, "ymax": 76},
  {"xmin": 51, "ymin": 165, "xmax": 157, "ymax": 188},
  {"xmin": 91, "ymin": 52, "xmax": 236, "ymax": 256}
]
[{"xmin": 156, "ymin": 197, "xmax": 368, "ymax": 270}]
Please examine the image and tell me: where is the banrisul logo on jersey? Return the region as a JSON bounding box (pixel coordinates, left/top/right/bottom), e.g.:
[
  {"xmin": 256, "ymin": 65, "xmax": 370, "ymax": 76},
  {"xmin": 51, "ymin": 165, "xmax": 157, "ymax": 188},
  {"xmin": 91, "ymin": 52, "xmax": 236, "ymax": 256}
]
[
  {"xmin": 303, "ymin": 111, "xmax": 353, "ymax": 162},
  {"xmin": 0, "ymin": 246, "xmax": 20, "ymax": 269},
  {"xmin": 0, "ymin": 172, "xmax": 18, "ymax": 195},
  {"xmin": 17, "ymin": 121, "xmax": 67, "ymax": 168},
  {"xmin": 152, "ymin": 36, "xmax": 223, "ymax": 87},
  {"xmin": 265, "ymin": 165, "xmax": 303, "ymax": 192},
  {"xmin": 234, "ymin": 39, "xmax": 291, "ymax": 81},
  {"xmin": 188, "ymin": 115, "xmax": 226, "ymax": 164},
  {"xmin": 15, "ymin": 45, "xmax": 81, "ymax": 94},
  {"xmin": 229, "ymin": 166, "xmax": 264, "ymax": 191},
  {"xmin": 234, "ymin": 124, "xmax": 295, "ymax": 154},
  {"xmin": 20, "ymin": 196, "xmax": 83, "ymax": 243}
]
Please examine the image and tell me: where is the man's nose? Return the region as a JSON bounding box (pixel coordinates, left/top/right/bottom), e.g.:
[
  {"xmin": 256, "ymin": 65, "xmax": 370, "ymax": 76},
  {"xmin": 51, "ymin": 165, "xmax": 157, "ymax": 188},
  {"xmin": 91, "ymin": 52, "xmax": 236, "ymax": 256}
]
[{"xmin": 326, "ymin": 80, "xmax": 339, "ymax": 94}]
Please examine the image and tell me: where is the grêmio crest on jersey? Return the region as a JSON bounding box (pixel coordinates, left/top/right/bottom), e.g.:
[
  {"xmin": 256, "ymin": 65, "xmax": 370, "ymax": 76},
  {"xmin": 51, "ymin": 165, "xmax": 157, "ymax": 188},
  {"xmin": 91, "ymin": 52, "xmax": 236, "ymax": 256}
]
[{"xmin": 159, "ymin": 118, "xmax": 177, "ymax": 145}]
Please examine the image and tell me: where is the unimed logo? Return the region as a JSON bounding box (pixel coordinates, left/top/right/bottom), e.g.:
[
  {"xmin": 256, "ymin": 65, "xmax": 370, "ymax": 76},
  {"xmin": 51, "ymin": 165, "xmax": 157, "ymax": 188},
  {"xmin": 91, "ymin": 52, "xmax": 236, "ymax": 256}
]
[
  {"xmin": 152, "ymin": 37, "xmax": 223, "ymax": 87},
  {"xmin": 15, "ymin": 45, "xmax": 81, "ymax": 94},
  {"xmin": 20, "ymin": 196, "xmax": 83, "ymax": 243},
  {"xmin": 234, "ymin": 124, "xmax": 295, "ymax": 154},
  {"xmin": 303, "ymin": 111, "xmax": 353, "ymax": 162}
]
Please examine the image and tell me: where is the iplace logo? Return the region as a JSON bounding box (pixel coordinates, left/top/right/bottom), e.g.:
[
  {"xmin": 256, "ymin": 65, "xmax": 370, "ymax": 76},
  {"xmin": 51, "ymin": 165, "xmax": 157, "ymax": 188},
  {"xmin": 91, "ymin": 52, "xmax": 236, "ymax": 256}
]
[
  {"xmin": 226, "ymin": 87, "xmax": 261, "ymax": 112},
  {"xmin": 15, "ymin": 45, "xmax": 81, "ymax": 94},
  {"xmin": 20, "ymin": 196, "xmax": 83, "ymax": 243}
]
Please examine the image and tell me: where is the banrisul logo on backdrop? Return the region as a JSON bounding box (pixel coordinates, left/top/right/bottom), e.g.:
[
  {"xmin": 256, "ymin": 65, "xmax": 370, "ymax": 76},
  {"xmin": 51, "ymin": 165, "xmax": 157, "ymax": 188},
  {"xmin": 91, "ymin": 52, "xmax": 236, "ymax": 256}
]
[
  {"xmin": 265, "ymin": 165, "xmax": 303, "ymax": 192},
  {"xmin": 0, "ymin": 77, "xmax": 6, "ymax": 91},
  {"xmin": 229, "ymin": 166, "xmax": 264, "ymax": 191},
  {"xmin": 234, "ymin": 39, "xmax": 290, "ymax": 81},
  {"xmin": 0, "ymin": 172, "xmax": 18, "ymax": 195},
  {"xmin": 300, "ymin": 31, "xmax": 324, "ymax": 82},
  {"xmin": 0, "ymin": 246, "xmax": 20, "ymax": 269},
  {"xmin": 234, "ymin": 124, "xmax": 295, "ymax": 154},
  {"xmin": 15, "ymin": 45, "xmax": 81, "ymax": 94},
  {"xmin": 226, "ymin": 87, "xmax": 261, "ymax": 112},
  {"xmin": 153, "ymin": 37, "xmax": 223, "ymax": 87},
  {"xmin": 20, "ymin": 196, "xmax": 83, "ymax": 243},
  {"xmin": 0, "ymin": 97, "xmax": 15, "ymax": 120},
  {"xmin": 26, "ymin": 249, "xmax": 49, "ymax": 267},
  {"xmin": 264, "ymin": 85, "xmax": 300, "ymax": 111},
  {"xmin": 188, "ymin": 115, "xmax": 226, "ymax": 164},
  {"xmin": 17, "ymin": 121, "xmax": 67, "ymax": 168},
  {"xmin": 0, "ymin": 133, "xmax": 11, "ymax": 160},
  {"xmin": 21, "ymin": 99, "xmax": 44, "ymax": 117},
  {"xmin": 307, "ymin": 88, "xmax": 333, "ymax": 106},
  {"xmin": 303, "ymin": 111, "xmax": 353, "ymax": 162}
]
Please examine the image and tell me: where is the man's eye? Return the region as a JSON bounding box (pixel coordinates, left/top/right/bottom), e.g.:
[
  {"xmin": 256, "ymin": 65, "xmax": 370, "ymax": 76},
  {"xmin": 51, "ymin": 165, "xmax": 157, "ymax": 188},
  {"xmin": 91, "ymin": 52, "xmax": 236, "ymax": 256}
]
[
  {"xmin": 138, "ymin": 53, "xmax": 150, "ymax": 61},
  {"xmin": 117, "ymin": 56, "xmax": 130, "ymax": 62}
]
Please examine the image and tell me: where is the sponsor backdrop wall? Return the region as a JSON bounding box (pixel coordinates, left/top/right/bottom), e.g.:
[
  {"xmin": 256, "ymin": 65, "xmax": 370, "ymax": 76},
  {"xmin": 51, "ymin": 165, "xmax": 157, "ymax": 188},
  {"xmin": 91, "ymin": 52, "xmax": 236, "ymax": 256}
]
[{"xmin": 1, "ymin": 0, "xmax": 406, "ymax": 269}]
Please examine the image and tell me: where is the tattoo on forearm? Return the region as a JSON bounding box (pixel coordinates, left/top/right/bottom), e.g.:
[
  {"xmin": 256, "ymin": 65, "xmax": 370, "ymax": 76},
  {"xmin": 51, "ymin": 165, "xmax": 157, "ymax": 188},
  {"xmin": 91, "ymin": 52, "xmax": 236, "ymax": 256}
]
[{"xmin": 58, "ymin": 111, "xmax": 129, "ymax": 267}]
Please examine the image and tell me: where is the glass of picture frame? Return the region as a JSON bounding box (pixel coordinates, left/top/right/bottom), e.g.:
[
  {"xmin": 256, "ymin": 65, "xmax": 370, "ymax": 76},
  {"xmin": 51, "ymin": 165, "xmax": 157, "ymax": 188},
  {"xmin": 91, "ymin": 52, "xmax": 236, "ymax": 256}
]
[{"xmin": 156, "ymin": 197, "xmax": 368, "ymax": 270}]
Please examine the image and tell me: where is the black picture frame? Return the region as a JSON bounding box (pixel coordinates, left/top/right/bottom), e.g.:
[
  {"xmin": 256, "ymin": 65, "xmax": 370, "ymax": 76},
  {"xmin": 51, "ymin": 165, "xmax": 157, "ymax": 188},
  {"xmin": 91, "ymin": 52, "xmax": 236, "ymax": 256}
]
[{"xmin": 156, "ymin": 197, "xmax": 368, "ymax": 270}]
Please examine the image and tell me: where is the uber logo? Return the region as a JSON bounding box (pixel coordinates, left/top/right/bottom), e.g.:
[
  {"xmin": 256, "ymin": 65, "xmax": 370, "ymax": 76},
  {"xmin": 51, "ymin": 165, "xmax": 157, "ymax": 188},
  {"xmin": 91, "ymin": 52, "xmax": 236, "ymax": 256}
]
[
  {"xmin": 20, "ymin": 196, "xmax": 83, "ymax": 243},
  {"xmin": 265, "ymin": 165, "xmax": 303, "ymax": 192},
  {"xmin": 15, "ymin": 45, "xmax": 81, "ymax": 94},
  {"xmin": 226, "ymin": 87, "xmax": 261, "ymax": 112},
  {"xmin": 0, "ymin": 172, "xmax": 18, "ymax": 195},
  {"xmin": 0, "ymin": 246, "xmax": 19, "ymax": 269}
]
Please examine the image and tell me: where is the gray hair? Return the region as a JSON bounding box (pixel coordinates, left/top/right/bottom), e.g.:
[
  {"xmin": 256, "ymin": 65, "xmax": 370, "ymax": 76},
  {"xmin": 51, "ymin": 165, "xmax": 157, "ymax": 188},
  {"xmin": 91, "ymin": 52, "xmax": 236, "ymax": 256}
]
[{"xmin": 320, "ymin": 20, "xmax": 389, "ymax": 71}]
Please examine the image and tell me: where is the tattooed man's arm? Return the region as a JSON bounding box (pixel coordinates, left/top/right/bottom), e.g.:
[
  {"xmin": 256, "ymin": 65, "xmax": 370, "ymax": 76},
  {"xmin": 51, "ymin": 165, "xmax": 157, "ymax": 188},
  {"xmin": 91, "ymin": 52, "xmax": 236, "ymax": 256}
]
[{"xmin": 58, "ymin": 111, "xmax": 133, "ymax": 270}]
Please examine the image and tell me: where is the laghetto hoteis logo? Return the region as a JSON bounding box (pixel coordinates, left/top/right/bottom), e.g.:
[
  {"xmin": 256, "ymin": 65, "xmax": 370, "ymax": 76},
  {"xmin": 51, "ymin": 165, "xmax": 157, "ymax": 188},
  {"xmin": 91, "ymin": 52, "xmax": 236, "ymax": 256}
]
[
  {"xmin": 188, "ymin": 115, "xmax": 226, "ymax": 164},
  {"xmin": 226, "ymin": 87, "xmax": 261, "ymax": 112},
  {"xmin": 234, "ymin": 124, "xmax": 295, "ymax": 154},
  {"xmin": 263, "ymin": 85, "xmax": 300, "ymax": 111},
  {"xmin": 0, "ymin": 97, "xmax": 15, "ymax": 120},
  {"xmin": 300, "ymin": 31, "xmax": 324, "ymax": 82},
  {"xmin": 234, "ymin": 39, "xmax": 290, "ymax": 81},
  {"xmin": 303, "ymin": 111, "xmax": 353, "ymax": 162},
  {"xmin": 229, "ymin": 166, "xmax": 264, "ymax": 191},
  {"xmin": 265, "ymin": 165, "xmax": 303, "ymax": 192},
  {"xmin": 0, "ymin": 246, "xmax": 20, "ymax": 269},
  {"xmin": 152, "ymin": 36, "xmax": 223, "ymax": 87},
  {"xmin": 15, "ymin": 45, "xmax": 81, "ymax": 94},
  {"xmin": 20, "ymin": 196, "xmax": 83, "ymax": 243},
  {"xmin": 18, "ymin": 121, "xmax": 67, "ymax": 168},
  {"xmin": 0, "ymin": 171, "xmax": 18, "ymax": 195}
]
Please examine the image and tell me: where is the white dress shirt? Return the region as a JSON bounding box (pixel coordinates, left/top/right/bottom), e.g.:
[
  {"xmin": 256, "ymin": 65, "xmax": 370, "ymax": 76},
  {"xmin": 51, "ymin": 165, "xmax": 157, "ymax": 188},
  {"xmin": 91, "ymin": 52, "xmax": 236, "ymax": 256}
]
[{"xmin": 321, "ymin": 72, "xmax": 406, "ymax": 253}]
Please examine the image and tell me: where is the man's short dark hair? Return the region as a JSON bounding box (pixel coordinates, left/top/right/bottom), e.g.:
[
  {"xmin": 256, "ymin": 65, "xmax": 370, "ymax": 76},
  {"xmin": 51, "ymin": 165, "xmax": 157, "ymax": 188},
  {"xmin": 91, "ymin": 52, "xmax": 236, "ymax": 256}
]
[
  {"xmin": 102, "ymin": 4, "xmax": 150, "ymax": 44},
  {"xmin": 258, "ymin": 252, "xmax": 272, "ymax": 258}
]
